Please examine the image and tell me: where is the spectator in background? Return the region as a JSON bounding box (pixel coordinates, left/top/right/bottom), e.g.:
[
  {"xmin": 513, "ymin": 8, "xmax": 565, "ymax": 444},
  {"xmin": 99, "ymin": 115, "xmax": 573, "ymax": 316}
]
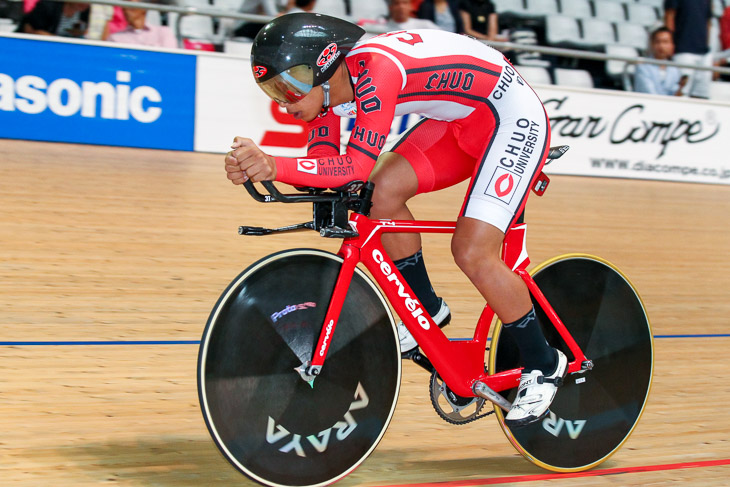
[
  {"xmin": 285, "ymin": 0, "xmax": 316, "ymax": 14},
  {"xmin": 717, "ymin": 5, "xmax": 730, "ymax": 80},
  {"xmin": 634, "ymin": 26, "xmax": 686, "ymax": 96},
  {"xmin": 18, "ymin": 0, "xmax": 89, "ymax": 37},
  {"xmin": 234, "ymin": 0, "xmax": 279, "ymax": 38},
  {"xmin": 664, "ymin": 0, "xmax": 713, "ymax": 98},
  {"xmin": 108, "ymin": 0, "xmax": 176, "ymax": 48},
  {"xmin": 106, "ymin": 6, "xmax": 130, "ymax": 36},
  {"xmin": 23, "ymin": 0, "xmax": 39, "ymax": 13},
  {"xmin": 459, "ymin": 0, "xmax": 505, "ymax": 41},
  {"xmin": 722, "ymin": 5, "xmax": 730, "ymax": 51},
  {"xmin": 380, "ymin": 0, "xmax": 440, "ymax": 31},
  {"xmin": 417, "ymin": 0, "xmax": 463, "ymax": 33}
]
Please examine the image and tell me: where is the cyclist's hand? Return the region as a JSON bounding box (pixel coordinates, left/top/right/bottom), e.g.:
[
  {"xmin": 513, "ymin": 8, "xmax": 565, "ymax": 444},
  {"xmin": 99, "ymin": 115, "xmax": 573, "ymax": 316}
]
[{"xmin": 225, "ymin": 137, "xmax": 277, "ymax": 184}]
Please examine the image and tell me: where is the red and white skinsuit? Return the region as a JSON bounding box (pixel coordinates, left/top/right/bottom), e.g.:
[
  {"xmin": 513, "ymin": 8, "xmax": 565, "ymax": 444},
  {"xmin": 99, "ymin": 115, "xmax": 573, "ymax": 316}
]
[{"xmin": 274, "ymin": 29, "xmax": 550, "ymax": 232}]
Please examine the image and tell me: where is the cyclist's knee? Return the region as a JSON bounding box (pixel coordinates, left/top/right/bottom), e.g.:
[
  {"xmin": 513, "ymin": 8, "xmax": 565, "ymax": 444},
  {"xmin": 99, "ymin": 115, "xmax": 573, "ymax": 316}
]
[
  {"xmin": 370, "ymin": 155, "xmax": 418, "ymax": 216},
  {"xmin": 370, "ymin": 153, "xmax": 417, "ymax": 197},
  {"xmin": 451, "ymin": 221, "xmax": 504, "ymax": 277},
  {"xmin": 452, "ymin": 238, "xmax": 496, "ymax": 274}
]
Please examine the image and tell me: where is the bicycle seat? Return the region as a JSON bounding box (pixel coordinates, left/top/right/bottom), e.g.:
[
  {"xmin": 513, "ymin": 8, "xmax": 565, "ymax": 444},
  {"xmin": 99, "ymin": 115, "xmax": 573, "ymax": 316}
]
[{"xmin": 547, "ymin": 145, "xmax": 570, "ymax": 160}]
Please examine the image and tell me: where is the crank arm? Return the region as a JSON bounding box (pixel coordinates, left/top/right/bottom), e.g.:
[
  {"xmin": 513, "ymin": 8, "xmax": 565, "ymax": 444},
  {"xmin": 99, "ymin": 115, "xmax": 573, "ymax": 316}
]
[
  {"xmin": 239, "ymin": 222, "xmax": 314, "ymax": 236},
  {"xmin": 473, "ymin": 380, "xmax": 512, "ymax": 412}
]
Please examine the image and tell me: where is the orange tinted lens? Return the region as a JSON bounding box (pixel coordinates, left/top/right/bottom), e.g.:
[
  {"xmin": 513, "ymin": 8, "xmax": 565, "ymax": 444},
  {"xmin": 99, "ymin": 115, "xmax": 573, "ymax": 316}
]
[{"xmin": 256, "ymin": 65, "xmax": 313, "ymax": 103}]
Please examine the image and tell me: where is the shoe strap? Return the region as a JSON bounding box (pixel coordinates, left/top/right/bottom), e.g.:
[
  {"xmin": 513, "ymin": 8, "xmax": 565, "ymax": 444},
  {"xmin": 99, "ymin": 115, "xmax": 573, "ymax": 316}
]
[{"xmin": 537, "ymin": 376, "xmax": 564, "ymax": 386}]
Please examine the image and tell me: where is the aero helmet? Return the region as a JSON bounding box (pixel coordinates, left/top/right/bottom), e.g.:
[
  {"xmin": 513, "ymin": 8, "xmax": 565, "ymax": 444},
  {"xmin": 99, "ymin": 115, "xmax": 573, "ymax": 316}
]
[{"xmin": 251, "ymin": 13, "xmax": 365, "ymax": 103}]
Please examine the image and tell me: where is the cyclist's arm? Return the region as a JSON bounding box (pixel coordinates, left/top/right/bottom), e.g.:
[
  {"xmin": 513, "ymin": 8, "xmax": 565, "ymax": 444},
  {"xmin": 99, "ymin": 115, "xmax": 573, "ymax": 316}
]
[
  {"xmin": 306, "ymin": 110, "xmax": 342, "ymax": 158},
  {"xmin": 274, "ymin": 58, "xmax": 401, "ymax": 187}
]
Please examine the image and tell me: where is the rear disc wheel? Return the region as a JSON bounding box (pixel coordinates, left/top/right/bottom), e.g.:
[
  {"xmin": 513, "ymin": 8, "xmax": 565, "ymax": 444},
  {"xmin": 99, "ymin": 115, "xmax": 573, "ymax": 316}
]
[{"xmin": 489, "ymin": 254, "xmax": 653, "ymax": 471}]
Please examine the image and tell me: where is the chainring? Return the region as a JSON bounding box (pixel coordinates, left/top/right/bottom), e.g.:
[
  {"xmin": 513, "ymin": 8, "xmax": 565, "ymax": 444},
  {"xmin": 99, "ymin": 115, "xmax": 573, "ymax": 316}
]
[{"xmin": 429, "ymin": 371, "xmax": 493, "ymax": 425}]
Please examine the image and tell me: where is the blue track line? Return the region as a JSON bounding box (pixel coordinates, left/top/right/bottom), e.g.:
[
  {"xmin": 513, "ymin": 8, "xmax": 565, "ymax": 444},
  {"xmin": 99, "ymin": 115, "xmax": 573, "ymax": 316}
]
[
  {"xmin": 0, "ymin": 340, "xmax": 201, "ymax": 346},
  {"xmin": 0, "ymin": 334, "xmax": 728, "ymax": 346},
  {"xmin": 654, "ymin": 334, "xmax": 730, "ymax": 338}
]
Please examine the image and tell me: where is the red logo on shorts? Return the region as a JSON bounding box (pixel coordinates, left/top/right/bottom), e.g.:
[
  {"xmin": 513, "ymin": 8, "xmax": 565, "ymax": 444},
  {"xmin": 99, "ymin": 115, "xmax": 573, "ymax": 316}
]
[
  {"xmin": 485, "ymin": 167, "xmax": 521, "ymax": 204},
  {"xmin": 494, "ymin": 173, "xmax": 515, "ymax": 197},
  {"xmin": 253, "ymin": 65, "xmax": 267, "ymax": 78},
  {"xmin": 317, "ymin": 43, "xmax": 338, "ymax": 67}
]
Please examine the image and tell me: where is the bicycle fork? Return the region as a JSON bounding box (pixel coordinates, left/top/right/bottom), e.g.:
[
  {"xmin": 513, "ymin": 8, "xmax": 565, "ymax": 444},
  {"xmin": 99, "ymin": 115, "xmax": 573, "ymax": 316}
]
[{"xmin": 295, "ymin": 246, "xmax": 360, "ymax": 384}]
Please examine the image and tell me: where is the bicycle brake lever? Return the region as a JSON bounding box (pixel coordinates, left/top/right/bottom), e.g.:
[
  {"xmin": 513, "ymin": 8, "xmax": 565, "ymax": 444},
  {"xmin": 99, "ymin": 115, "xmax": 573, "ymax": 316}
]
[{"xmin": 239, "ymin": 226, "xmax": 273, "ymax": 235}]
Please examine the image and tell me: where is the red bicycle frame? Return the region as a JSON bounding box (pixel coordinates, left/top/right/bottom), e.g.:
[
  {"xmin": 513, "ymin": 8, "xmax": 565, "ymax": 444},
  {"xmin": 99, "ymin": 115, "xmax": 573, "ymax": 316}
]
[{"xmin": 310, "ymin": 213, "xmax": 589, "ymax": 399}]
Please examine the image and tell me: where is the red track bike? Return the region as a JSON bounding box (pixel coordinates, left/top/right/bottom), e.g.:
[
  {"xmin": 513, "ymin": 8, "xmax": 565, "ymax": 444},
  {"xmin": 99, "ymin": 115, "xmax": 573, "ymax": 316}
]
[{"xmin": 197, "ymin": 146, "xmax": 653, "ymax": 486}]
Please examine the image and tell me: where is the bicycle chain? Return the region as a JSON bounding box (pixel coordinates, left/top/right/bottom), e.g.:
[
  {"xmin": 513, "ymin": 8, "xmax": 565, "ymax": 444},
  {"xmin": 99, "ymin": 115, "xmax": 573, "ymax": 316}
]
[{"xmin": 429, "ymin": 371, "xmax": 495, "ymax": 425}]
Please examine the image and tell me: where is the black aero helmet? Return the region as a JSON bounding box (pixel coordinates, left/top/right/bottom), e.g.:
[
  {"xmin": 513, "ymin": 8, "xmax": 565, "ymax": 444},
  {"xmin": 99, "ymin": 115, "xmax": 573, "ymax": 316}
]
[{"xmin": 251, "ymin": 13, "xmax": 365, "ymax": 104}]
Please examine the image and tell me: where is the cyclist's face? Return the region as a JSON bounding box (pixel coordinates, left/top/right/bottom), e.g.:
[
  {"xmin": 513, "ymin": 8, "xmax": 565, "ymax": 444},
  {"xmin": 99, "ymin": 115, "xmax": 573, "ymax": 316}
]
[{"xmin": 278, "ymin": 85, "xmax": 324, "ymax": 123}]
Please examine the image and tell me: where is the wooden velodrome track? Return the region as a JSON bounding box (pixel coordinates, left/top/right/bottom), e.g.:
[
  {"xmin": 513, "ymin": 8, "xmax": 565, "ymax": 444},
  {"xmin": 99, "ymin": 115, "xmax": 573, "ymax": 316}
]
[{"xmin": 2, "ymin": 137, "xmax": 730, "ymax": 486}]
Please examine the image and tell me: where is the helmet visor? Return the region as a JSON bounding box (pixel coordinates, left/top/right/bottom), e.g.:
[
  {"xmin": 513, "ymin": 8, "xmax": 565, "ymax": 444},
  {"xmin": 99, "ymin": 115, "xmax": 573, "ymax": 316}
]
[{"xmin": 256, "ymin": 64, "xmax": 314, "ymax": 104}]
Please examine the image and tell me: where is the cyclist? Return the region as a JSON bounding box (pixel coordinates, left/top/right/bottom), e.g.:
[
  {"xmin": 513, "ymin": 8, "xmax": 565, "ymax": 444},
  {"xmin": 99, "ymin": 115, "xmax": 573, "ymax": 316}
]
[{"xmin": 224, "ymin": 13, "xmax": 566, "ymax": 426}]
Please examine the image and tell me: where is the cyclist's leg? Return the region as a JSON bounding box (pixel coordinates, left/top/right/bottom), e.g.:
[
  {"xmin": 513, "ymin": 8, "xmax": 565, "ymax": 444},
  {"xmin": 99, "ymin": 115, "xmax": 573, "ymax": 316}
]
[
  {"xmin": 370, "ymin": 120, "xmax": 476, "ymax": 350},
  {"xmin": 452, "ymin": 217, "xmax": 532, "ymax": 323},
  {"xmin": 451, "ymin": 90, "xmax": 564, "ymax": 425},
  {"xmin": 370, "ymin": 119, "xmax": 474, "ymax": 259},
  {"xmin": 369, "ymin": 152, "xmax": 420, "ymax": 260}
]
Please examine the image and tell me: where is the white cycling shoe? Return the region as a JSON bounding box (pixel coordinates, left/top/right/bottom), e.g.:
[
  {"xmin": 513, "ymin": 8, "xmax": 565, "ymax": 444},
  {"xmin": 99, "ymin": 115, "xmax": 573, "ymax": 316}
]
[
  {"xmin": 505, "ymin": 349, "xmax": 568, "ymax": 427},
  {"xmin": 398, "ymin": 298, "xmax": 451, "ymax": 357}
]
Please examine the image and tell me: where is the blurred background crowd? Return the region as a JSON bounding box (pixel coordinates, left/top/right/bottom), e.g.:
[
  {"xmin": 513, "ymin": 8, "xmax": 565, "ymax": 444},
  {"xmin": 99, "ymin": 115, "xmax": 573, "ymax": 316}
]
[{"xmin": 1, "ymin": 0, "xmax": 730, "ymax": 98}]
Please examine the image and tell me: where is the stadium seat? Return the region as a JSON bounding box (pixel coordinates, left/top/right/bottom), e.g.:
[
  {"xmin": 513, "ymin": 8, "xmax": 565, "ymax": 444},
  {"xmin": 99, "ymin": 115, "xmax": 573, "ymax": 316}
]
[
  {"xmin": 626, "ymin": 4, "xmax": 660, "ymax": 27},
  {"xmin": 593, "ymin": 1, "xmax": 626, "ymax": 23},
  {"xmin": 616, "ymin": 22, "xmax": 649, "ymax": 51},
  {"xmin": 579, "ymin": 18, "xmax": 616, "ymax": 49},
  {"xmin": 313, "ymin": 0, "xmax": 348, "ymax": 19},
  {"xmin": 516, "ymin": 65, "xmax": 553, "ymax": 85},
  {"xmin": 224, "ymin": 38, "xmax": 253, "ymax": 57},
  {"xmin": 605, "ymin": 44, "xmax": 638, "ymax": 90},
  {"xmin": 178, "ymin": 14, "xmax": 216, "ymax": 41},
  {"xmin": 213, "ymin": 0, "xmax": 244, "ymax": 11},
  {"xmin": 545, "ymin": 15, "xmax": 582, "ymax": 47},
  {"xmin": 0, "ymin": 18, "xmax": 16, "ymax": 33},
  {"xmin": 510, "ymin": 28, "xmax": 552, "ymax": 67},
  {"xmin": 350, "ymin": 0, "xmax": 387, "ymax": 21},
  {"xmin": 710, "ymin": 81, "xmax": 730, "ymax": 101},
  {"xmin": 560, "ymin": 0, "xmax": 593, "ymax": 18},
  {"xmin": 145, "ymin": 9, "xmax": 161, "ymax": 26},
  {"xmin": 553, "ymin": 68, "xmax": 595, "ymax": 88},
  {"xmin": 184, "ymin": 39, "xmax": 216, "ymax": 51},
  {"xmin": 524, "ymin": 0, "xmax": 559, "ymax": 18},
  {"xmin": 493, "ymin": 0, "xmax": 529, "ymax": 19},
  {"xmin": 175, "ymin": 0, "xmax": 213, "ymax": 7},
  {"xmin": 636, "ymin": 0, "xmax": 663, "ymax": 7}
]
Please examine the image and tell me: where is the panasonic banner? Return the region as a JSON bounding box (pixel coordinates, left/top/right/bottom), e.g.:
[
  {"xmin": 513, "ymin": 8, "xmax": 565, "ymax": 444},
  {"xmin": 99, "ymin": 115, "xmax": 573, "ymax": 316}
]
[{"xmin": 0, "ymin": 36, "xmax": 195, "ymax": 150}]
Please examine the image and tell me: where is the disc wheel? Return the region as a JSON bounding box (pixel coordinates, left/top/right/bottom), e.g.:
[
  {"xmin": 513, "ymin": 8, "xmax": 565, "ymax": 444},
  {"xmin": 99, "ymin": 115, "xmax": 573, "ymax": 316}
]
[
  {"xmin": 489, "ymin": 254, "xmax": 653, "ymax": 471},
  {"xmin": 198, "ymin": 249, "xmax": 400, "ymax": 487}
]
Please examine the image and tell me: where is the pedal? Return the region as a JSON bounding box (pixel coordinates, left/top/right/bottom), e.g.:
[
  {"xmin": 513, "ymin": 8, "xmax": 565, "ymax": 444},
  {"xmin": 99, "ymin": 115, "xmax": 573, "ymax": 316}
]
[{"xmin": 404, "ymin": 349, "xmax": 435, "ymax": 374}]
